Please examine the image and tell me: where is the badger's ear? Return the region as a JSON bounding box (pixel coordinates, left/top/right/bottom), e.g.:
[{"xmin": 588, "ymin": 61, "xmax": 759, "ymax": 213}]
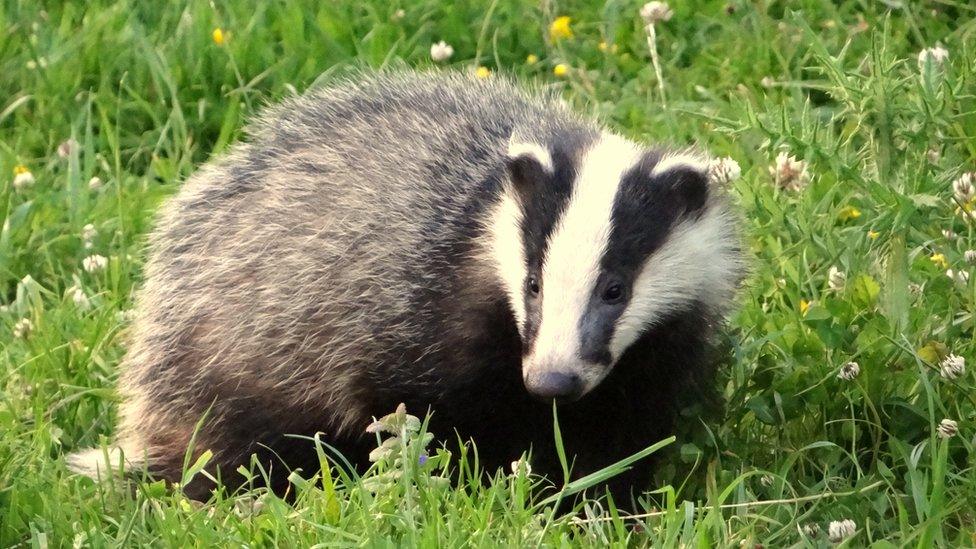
[
  {"xmin": 649, "ymin": 154, "xmax": 710, "ymax": 215},
  {"xmin": 505, "ymin": 141, "xmax": 553, "ymax": 196}
]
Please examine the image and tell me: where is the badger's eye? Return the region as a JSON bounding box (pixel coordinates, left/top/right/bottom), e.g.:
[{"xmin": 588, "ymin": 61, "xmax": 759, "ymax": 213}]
[
  {"xmin": 527, "ymin": 276, "xmax": 541, "ymax": 297},
  {"xmin": 602, "ymin": 283, "xmax": 624, "ymax": 304}
]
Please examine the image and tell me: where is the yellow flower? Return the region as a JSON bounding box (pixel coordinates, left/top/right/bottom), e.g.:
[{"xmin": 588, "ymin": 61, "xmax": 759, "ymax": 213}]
[
  {"xmin": 553, "ymin": 64, "xmax": 569, "ymax": 77},
  {"xmin": 212, "ymin": 28, "xmax": 226, "ymax": 46},
  {"xmin": 917, "ymin": 341, "xmax": 948, "ymax": 365},
  {"xmin": 837, "ymin": 206, "xmax": 861, "ymax": 222},
  {"xmin": 867, "ymin": 230, "xmax": 880, "ymax": 240},
  {"xmin": 598, "ymin": 41, "xmax": 618, "ymax": 53},
  {"xmin": 598, "ymin": 41, "xmax": 608, "ymax": 52},
  {"xmin": 475, "ymin": 66, "xmax": 491, "ymax": 79},
  {"xmin": 799, "ymin": 299, "xmax": 811, "ymax": 316},
  {"xmin": 549, "ymin": 16, "xmax": 573, "ymax": 41},
  {"xmin": 526, "ymin": 54, "xmax": 539, "ymax": 64},
  {"xmin": 955, "ymin": 201, "xmax": 976, "ymax": 221},
  {"xmin": 930, "ymin": 253, "xmax": 948, "ymax": 269},
  {"xmin": 12, "ymin": 164, "xmax": 34, "ymax": 190}
]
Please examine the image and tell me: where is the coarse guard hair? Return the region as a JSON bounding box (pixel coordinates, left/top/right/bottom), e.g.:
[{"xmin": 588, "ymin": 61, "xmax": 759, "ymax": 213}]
[{"xmin": 68, "ymin": 69, "xmax": 744, "ymax": 503}]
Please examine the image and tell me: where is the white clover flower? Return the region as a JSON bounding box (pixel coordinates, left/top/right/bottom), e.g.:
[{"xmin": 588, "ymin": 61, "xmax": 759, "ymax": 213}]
[
  {"xmin": 953, "ymin": 173, "xmax": 975, "ymax": 203},
  {"xmin": 828, "ymin": 266, "xmax": 846, "ymax": 291},
  {"xmin": 640, "ymin": 2, "xmax": 673, "ymax": 24},
  {"xmin": 827, "ymin": 519, "xmax": 856, "ymax": 543},
  {"xmin": 769, "ymin": 151, "xmax": 810, "ymax": 192},
  {"xmin": 13, "ymin": 318, "xmax": 33, "ymax": 338},
  {"xmin": 430, "ymin": 41, "xmax": 454, "ymax": 63},
  {"xmin": 82, "ymin": 223, "xmax": 97, "ymax": 243},
  {"xmin": 941, "ymin": 229, "xmax": 956, "ymax": 240},
  {"xmin": 88, "ymin": 176, "xmax": 103, "ymax": 190},
  {"xmin": 234, "ymin": 494, "xmax": 267, "ymax": 518},
  {"xmin": 953, "ymin": 172, "xmax": 976, "ymax": 203},
  {"xmin": 837, "ymin": 361, "xmax": 860, "ymax": 381},
  {"xmin": 917, "ymin": 46, "xmax": 949, "ymax": 71},
  {"xmin": 69, "ymin": 286, "xmax": 90, "ymax": 309},
  {"xmin": 116, "ymin": 309, "xmax": 137, "ymax": 323},
  {"xmin": 82, "ymin": 254, "xmax": 108, "ymax": 273},
  {"xmin": 391, "ymin": 9, "xmax": 405, "ymax": 21},
  {"xmin": 937, "ymin": 418, "xmax": 958, "ymax": 439},
  {"xmin": 58, "ymin": 138, "xmax": 79, "ymax": 159},
  {"xmin": 939, "ymin": 354, "xmax": 965, "ymax": 379},
  {"xmin": 25, "ymin": 57, "xmax": 48, "ymax": 70},
  {"xmin": 946, "ymin": 269, "xmax": 970, "ymax": 285},
  {"xmin": 510, "ymin": 458, "xmax": 532, "ymax": 475},
  {"xmin": 13, "ymin": 166, "xmax": 35, "ymax": 190},
  {"xmin": 707, "ymin": 157, "xmax": 741, "ymax": 185},
  {"xmin": 760, "ymin": 76, "xmax": 775, "ymax": 88},
  {"xmin": 965, "ymin": 250, "xmax": 976, "ymax": 264},
  {"xmin": 640, "ymin": 3, "xmax": 669, "ymax": 107},
  {"xmin": 802, "ymin": 523, "xmax": 821, "ymax": 539},
  {"xmin": 926, "ymin": 148, "xmax": 941, "ymax": 163}
]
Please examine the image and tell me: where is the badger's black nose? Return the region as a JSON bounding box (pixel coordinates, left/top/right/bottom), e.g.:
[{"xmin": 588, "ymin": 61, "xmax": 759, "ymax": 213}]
[{"xmin": 525, "ymin": 371, "xmax": 583, "ymax": 402}]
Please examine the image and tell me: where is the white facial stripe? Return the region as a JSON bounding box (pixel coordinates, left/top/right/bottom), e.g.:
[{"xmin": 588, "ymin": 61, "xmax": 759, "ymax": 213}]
[
  {"xmin": 488, "ymin": 192, "xmax": 527, "ymax": 328},
  {"xmin": 526, "ymin": 133, "xmax": 641, "ymax": 373},
  {"xmin": 650, "ymin": 152, "xmax": 710, "ymax": 178},
  {"xmin": 609, "ymin": 206, "xmax": 740, "ymax": 358},
  {"xmin": 507, "ymin": 141, "xmax": 554, "ymax": 174}
]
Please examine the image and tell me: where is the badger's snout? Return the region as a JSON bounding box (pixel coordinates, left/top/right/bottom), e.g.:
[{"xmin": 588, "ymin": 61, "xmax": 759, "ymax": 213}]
[{"xmin": 523, "ymin": 369, "xmax": 585, "ymax": 402}]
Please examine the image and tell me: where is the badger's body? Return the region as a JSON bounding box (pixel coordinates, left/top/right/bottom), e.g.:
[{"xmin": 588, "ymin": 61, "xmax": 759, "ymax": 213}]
[{"xmin": 70, "ymin": 71, "xmax": 742, "ymax": 502}]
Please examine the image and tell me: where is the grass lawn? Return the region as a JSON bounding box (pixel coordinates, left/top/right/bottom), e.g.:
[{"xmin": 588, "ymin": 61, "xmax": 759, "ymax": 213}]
[{"xmin": 2, "ymin": 0, "xmax": 976, "ymax": 545}]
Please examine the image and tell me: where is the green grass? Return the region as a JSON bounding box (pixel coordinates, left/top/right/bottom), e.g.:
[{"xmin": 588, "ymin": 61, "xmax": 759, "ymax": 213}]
[{"xmin": 2, "ymin": 0, "xmax": 976, "ymax": 545}]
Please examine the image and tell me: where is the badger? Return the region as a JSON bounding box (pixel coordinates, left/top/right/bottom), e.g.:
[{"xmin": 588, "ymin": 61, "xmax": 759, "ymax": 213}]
[{"xmin": 69, "ymin": 70, "xmax": 742, "ymax": 503}]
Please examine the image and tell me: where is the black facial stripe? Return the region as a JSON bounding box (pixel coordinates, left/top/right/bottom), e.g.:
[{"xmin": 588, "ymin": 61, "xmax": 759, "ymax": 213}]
[
  {"xmin": 517, "ymin": 146, "xmax": 576, "ymax": 348},
  {"xmin": 576, "ymin": 152, "xmax": 710, "ymax": 362},
  {"xmin": 517, "ymin": 148, "xmax": 577, "ymax": 270},
  {"xmin": 604, "ymin": 153, "xmax": 710, "ymax": 277},
  {"xmin": 578, "ymin": 301, "xmax": 615, "ymax": 365},
  {"xmin": 514, "ymin": 126, "xmax": 599, "ymax": 349},
  {"xmin": 576, "ymin": 267, "xmax": 629, "ymax": 366}
]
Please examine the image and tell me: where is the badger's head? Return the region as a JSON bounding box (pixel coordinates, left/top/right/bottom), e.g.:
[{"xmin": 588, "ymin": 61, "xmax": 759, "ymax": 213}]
[{"xmin": 489, "ymin": 131, "xmax": 741, "ymax": 402}]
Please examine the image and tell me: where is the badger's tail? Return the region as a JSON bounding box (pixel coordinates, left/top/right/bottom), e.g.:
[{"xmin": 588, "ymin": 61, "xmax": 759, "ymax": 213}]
[{"xmin": 66, "ymin": 442, "xmax": 143, "ymax": 480}]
